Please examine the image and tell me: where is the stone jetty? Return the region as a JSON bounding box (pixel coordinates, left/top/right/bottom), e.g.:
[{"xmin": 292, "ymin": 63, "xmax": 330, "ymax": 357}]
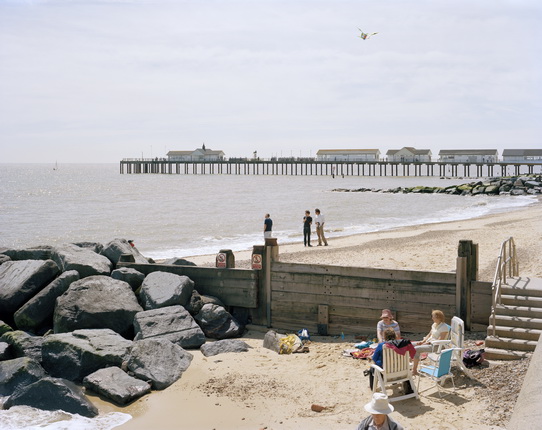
[
  {"xmin": 0, "ymin": 238, "xmax": 249, "ymax": 417},
  {"xmin": 332, "ymin": 174, "xmax": 542, "ymax": 196}
]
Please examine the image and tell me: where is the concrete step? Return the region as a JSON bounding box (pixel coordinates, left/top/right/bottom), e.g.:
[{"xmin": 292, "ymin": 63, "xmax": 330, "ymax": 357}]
[
  {"xmin": 501, "ymin": 294, "xmax": 542, "ymax": 307},
  {"xmin": 502, "ymin": 277, "xmax": 542, "ymax": 297},
  {"xmin": 493, "ymin": 315, "xmax": 542, "ymax": 330},
  {"xmin": 496, "ymin": 304, "xmax": 542, "ymax": 319},
  {"xmin": 487, "ymin": 325, "xmax": 542, "ymax": 341},
  {"xmin": 484, "ymin": 335, "xmax": 538, "ymax": 352},
  {"xmin": 483, "ymin": 347, "xmax": 532, "ymax": 361}
]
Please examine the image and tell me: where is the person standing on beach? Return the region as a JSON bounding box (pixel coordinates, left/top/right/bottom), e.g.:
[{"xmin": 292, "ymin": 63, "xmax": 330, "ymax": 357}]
[
  {"xmin": 264, "ymin": 214, "xmax": 273, "ymax": 239},
  {"xmin": 314, "ymin": 208, "xmax": 328, "ymax": 246},
  {"xmin": 303, "ymin": 210, "xmax": 313, "ymax": 247}
]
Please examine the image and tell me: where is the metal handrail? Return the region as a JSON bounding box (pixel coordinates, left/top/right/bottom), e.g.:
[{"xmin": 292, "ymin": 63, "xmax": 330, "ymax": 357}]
[{"xmin": 490, "ymin": 237, "xmax": 519, "ymax": 336}]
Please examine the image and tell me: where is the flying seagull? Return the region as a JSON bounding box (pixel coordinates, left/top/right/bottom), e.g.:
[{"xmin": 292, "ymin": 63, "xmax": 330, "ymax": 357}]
[{"xmin": 358, "ymin": 28, "xmax": 378, "ymax": 40}]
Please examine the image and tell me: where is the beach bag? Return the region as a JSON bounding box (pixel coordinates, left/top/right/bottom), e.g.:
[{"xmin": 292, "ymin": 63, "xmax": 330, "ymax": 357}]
[{"xmin": 462, "ymin": 349, "xmax": 485, "ymax": 368}]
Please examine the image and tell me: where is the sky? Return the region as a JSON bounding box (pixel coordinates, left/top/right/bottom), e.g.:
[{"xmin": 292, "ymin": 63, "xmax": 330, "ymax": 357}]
[{"xmin": 0, "ymin": 0, "xmax": 540, "ymax": 163}]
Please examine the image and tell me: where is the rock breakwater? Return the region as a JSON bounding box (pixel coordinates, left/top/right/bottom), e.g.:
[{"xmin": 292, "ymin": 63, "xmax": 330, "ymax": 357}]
[
  {"xmin": 332, "ymin": 174, "xmax": 542, "ymax": 196},
  {"xmin": 0, "ymin": 238, "xmax": 248, "ymax": 417}
]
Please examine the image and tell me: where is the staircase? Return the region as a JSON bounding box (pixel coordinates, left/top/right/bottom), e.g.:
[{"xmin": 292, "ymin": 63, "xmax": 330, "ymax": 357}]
[
  {"xmin": 483, "ymin": 237, "xmax": 542, "ymax": 360},
  {"xmin": 485, "ymin": 277, "xmax": 542, "ymax": 359}
]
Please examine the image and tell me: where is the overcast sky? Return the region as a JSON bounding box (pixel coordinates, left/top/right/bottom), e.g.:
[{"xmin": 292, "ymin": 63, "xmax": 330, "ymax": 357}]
[{"xmin": 0, "ymin": 0, "xmax": 540, "ymax": 163}]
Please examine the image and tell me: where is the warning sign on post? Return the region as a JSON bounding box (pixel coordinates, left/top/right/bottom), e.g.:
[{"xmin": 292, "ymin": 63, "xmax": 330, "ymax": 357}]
[
  {"xmin": 216, "ymin": 252, "xmax": 227, "ymax": 268},
  {"xmin": 251, "ymin": 254, "xmax": 263, "ymax": 270}
]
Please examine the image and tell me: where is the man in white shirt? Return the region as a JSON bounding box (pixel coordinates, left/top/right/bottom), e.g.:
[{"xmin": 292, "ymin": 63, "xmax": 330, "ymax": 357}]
[{"xmin": 314, "ymin": 208, "xmax": 328, "ymax": 246}]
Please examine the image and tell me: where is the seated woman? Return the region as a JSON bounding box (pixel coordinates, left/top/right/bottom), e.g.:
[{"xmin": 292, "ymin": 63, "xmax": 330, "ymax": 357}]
[
  {"xmin": 411, "ymin": 309, "xmax": 449, "ymax": 375},
  {"xmin": 377, "ymin": 309, "xmax": 401, "ymax": 342},
  {"xmin": 368, "ymin": 328, "xmax": 415, "ymax": 391}
]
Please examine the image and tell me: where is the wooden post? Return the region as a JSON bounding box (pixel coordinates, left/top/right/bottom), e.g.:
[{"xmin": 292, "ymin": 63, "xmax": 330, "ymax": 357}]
[
  {"xmin": 216, "ymin": 249, "xmax": 235, "ymax": 268},
  {"xmin": 457, "ymin": 240, "xmax": 477, "ymax": 329},
  {"xmin": 318, "ymin": 305, "xmax": 329, "ymax": 335}
]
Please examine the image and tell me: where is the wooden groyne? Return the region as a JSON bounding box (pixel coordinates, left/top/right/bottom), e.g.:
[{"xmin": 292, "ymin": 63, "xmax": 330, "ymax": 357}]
[{"xmin": 120, "ymin": 159, "xmax": 541, "ymax": 177}]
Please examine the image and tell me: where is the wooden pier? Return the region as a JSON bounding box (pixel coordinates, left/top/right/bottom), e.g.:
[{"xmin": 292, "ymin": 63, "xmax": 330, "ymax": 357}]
[{"xmin": 119, "ymin": 159, "xmax": 541, "ymax": 177}]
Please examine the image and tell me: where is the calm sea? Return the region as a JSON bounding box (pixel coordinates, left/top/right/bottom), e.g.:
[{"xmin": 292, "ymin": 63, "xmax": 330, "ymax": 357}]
[
  {"xmin": 0, "ymin": 163, "xmax": 537, "ymax": 429},
  {"xmin": 0, "ymin": 163, "xmax": 537, "ymax": 260}
]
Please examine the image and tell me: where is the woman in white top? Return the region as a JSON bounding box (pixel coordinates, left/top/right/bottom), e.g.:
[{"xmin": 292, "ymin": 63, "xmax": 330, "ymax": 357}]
[
  {"xmin": 376, "ymin": 309, "xmax": 401, "ymax": 342},
  {"xmin": 412, "ymin": 309, "xmax": 449, "ymax": 375}
]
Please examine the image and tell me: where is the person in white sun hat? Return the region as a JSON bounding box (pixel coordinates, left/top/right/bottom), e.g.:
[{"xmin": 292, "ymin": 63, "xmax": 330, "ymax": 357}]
[{"xmin": 355, "ymin": 393, "xmax": 404, "ymax": 430}]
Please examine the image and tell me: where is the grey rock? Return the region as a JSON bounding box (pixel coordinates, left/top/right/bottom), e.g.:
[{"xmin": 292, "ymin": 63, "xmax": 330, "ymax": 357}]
[
  {"xmin": 101, "ymin": 238, "xmax": 149, "ymax": 267},
  {"xmin": 164, "ymin": 257, "xmax": 197, "ymax": 266},
  {"xmin": 127, "ymin": 338, "xmax": 193, "ymax": 390},
  {"xmin": 54, "ymin": 275, "xmax": 143, "ymax": 336},
  {"xmin": 0, "ymin": 254, "xmax": 11, "ymax": 265},
  {"xmin": 0, "ymin": 330, "xmax": 44, "ymax": 362},
  {"xmin": 4, "ymin": 376, "xmax": 99, "ymax": 418},
  {"xmin": 14, "ymin": 270, "xmax": 80, "ymax": 332},
  {"xmin": 200, "ymin": 339, "xmax": 250, "ymax": 357},
  {"xmin": 0, "ymin": 341, "xmax": 12, "ymax": 360},
  {"xmin": 111, "ymin": 267, "xmax": 145, "ymax": 291},
  {"xmin": 0, "ymin": 259, "xmax": 60, "ymax": 323},
  {"xmin": 510, "ymin": 188, "xmax": 526, "ymax": 196},
  {"xmin": 83, "ymin": 366, "xmax": 151, "ymax": 405},
  {"xmin": 194, "ymin": 304, "xmax": 244, "ymax": 340},
  {"xmin": 41, "ymin": 328, "xmax": 133, "ymax": 382},
  {"xmin": 133, "ymin": 305, "xmax": 205, "ymax": 349},
  {"xmin": 52, "ymin": 243, "xmax": 112, "ymax": 278},
  {"xmin": 185, "ymin": 290, "xmax": 204, "ymax": 315},
  {"xmin": 139, "ymin": 271, "xmax": 194, "ymax": 310},
  {"xmin": 0, "ymin": 357, "xmax": 46, "ymax": 395},
  {"xmin": 0, "ymin": 246, "xmax": 55, "ymax": 261}
]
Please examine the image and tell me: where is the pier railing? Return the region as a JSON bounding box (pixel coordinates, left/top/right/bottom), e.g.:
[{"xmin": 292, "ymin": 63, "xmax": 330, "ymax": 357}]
[
  {"xmin": 119, "ymin": 159, "xmax": 540, "ymax": 177},
  {"xmin": 490, "ymin": 237, "xmax": 519, "ymax": 336}
]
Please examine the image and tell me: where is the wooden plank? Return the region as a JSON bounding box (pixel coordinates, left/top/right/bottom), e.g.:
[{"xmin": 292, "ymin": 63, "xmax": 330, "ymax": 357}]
[
  {"xmin": 271, "ymin": 291, "xmax": 456, "ymax": 308},
  {"xmin": 272, "ymin": 261, "xmax": 456, "ymax": 283},
  {"xmin": 271, "ymin": 275, "xmax": 456, "ymax": 295}
]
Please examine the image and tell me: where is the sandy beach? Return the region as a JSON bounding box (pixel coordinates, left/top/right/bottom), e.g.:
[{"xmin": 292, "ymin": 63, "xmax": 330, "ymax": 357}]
[{"xmin": 108, "ymin": 201, "xmax": 542, "ymax": 430}]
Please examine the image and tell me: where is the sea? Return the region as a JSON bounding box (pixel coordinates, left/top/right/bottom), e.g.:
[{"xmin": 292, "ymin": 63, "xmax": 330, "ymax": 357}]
[{"xmin": 0, "ymin": 162, "xmax": 538, "ymax": 429}]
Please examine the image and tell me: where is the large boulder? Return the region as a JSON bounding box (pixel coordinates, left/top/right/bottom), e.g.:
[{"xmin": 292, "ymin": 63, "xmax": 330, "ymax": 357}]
[
  {"xmin": 0, "ymin": 246, "xmax": 55, "ymax": 262},
  {"xmin": 0, "ymin": 330, "xmax": 44, "ymax": 362},
  {"xmin": 133, "ymin": 305, "xmax": 205, "ymax": 349},
  {"xmin": 41, "ymin": 329, "xmax": 133, "ymax": 382},
  {"xmin": 200, "ymin": 339, "xmax": 250, "ymax": 357},
  {"xmin": 52, "ymin": 244, "xmax": 112, "ymax": 278},
  {"xmin": 54, "ymin": 275, "xmax": 143, "ymax": 336},
  {"xmin": 139, "ymin": 272, "xmax": 194, "ymax": 310},
  {"xmin": 126, "ymin": 339, "xmax": 193, "ymax": 390},
  {"xmin": 0, "ymin": 357, "xmax": 46, "ymax": 396},
  {"xmin": 83, "ymin": 366, "xmax": 151, "ymax": 405},
  {"xmin": 111, "ymin": 267, "xmax": 145, "ymax": 291},
  {"xmin": 0, "ymin": 254, "xmax": 11, "ymax": 265},
  {"xmin": 101, "ymin": 239, "xmax": 149, "ymax": 267},
  {"xmin": 14, "ymin": 270, "xmax": 80, "ymax": 333},
  {"xmin": 0, "ymin": 259, "xmax": 60, "ymax": 323},
  {"xmin": 4, "ymin": 377, "xmax": 99, "ymax": 418},
  {"xmin": 194, "ymin": 304, "xmax": 244, "ymax": 340},
  {"xmin": 72, "ymin": 242, "xmax": 104, "ymax": 254}
]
